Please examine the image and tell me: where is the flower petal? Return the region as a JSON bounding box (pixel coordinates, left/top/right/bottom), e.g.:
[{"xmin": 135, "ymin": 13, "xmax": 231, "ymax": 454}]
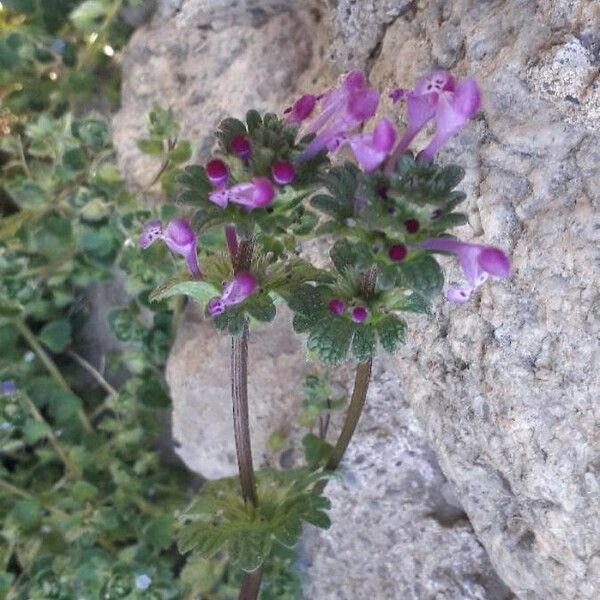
[
  {"xmin": 221, "ymin": 272, "xmax": 257, "ymax": 306},
  {"xmin": 445, "ymin": 286, "xmax": 473, "ymax": 304},
  {"xmin": 139, "ymin": 220, "xmax": 163, "ymax": 249},
  {"xmin": 477, "ymin": 247, "xmax": 510, "ymax": 278}
]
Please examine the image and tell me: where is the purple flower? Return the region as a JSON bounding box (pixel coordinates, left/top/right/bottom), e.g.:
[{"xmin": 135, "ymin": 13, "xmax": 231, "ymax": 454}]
[
  {"xmin": 419, "ymin": 238, "xmax": 510, "ymax": 303},
  {"xmin": 328, "ymin": 298, "xmax": 345, "ymax": 315},
  {"xmin": 351, "ymin": 306, "xmax": 368, "ymax": 323},
  {"xmin": 341, "ymin": 118, "xmax": 397, "ymax": 172},
  {"xmin": 139, "ymin": 218, "xmax": 202, "ymax": 277},
  {"xmin": 231, "ymin": 134, "xmax": 251, "ymax": 160},
  {"xmin": 296, "ymin": 70, "xmax": 380, "ymax": 161},
  {"xmin": 387, "ymin": 70, "xmax": 481, "ymax": 168},
  {"xmin": 206, "ymin": 272, "xmax": 257, "ymax": 317},
  {"xmin": 271, "ymin": 160, "xmax": 296, "ymax": 185},
  {"xmin": 206, "ymin": 159, "xmax": 229, "ymax": 188},
  {"xmin": 209, "ymin": 177, "xmax": 276, "ymax": 210},
  {"xmin": 284, "ymin": 94, "xmax": 317, "ymax": 124},
  {"xmin": 0, "ymin": 381, "xmax": 17, "ymax": 396}
]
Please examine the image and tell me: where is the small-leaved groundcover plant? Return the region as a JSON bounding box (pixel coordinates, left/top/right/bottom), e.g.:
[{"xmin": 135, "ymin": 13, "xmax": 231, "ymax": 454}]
[{"xmin": 140, "ymin": 69, "xmax": 510, "ymax": 598}]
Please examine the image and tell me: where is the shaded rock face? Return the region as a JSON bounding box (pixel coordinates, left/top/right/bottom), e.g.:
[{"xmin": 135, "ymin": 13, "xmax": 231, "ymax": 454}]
[
  {"xmin": 114, "ymin": 0, "xmax": 600, "ymax": 598},
  {"xmin": 302, "ymin": 357, "xmax": 514, "ymax": 600}
]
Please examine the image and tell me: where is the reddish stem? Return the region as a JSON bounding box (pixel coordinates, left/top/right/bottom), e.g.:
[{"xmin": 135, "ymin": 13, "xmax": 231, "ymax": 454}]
[{"xmin": 225, "ymin": 225, "xmax": 239, "ymax": 260}]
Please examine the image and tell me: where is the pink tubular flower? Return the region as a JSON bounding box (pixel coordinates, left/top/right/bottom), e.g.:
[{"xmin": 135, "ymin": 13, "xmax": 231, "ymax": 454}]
[
  {"xmin": 139, "ymin": 218, "xmax": 202, "ymax": 277},
  {"xmin": 206, "ymin": 271, "xmax": 257, "ymax": 317},
  {"xmin": 209, "ymin": 177, "xmax": 275, "ymax": 210},
  {"xmin": 386, "ymin": 70, "xmax": 481, "ymax": 169},
  {"xmin": 341, "ymin": 118, "xmax": 397, "ymax": 172},
  {"xmin": 419, "ymin": 237, "xmax": 510, "ymax": 303},
  {"xmin": 294, "ymin": 70, "xmax": 380, "ymax": 161},
  {"xmin": 284, "ymin": 94, "xmax": 318, "ymax": 124}
]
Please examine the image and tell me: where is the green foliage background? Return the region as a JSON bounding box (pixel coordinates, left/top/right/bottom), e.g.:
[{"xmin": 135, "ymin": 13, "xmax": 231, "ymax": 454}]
[{"xmin": 0, "ymin": 2, "xmax": 292, "ymax": 598}]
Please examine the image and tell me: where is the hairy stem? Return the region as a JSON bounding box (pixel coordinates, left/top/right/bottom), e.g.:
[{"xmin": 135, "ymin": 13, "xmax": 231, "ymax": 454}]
[
  {"xmin": 238, "ymin": 568, "xmax": 263, "ymax": 600},
  {"xmin": 225, "ymin": 225, "xmax": 239, "ymax": 259},
  {"xmin": 231, "ymin": 325, "xmax": 258, "ymax": 508},
  {"xmin": 230, "ymin": 237, "xmax": 262, "ymax": 598},
  {"xmin": 324, "ymin": 359, "xmax": 372, "ymax": 471}
]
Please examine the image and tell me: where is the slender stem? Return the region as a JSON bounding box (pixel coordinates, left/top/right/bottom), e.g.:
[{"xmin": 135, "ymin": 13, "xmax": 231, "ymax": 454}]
[
  {"xmin": 324, "ymin": 359, "xmax": 372, "ymax": 471},
  {"xmin": 17, "ymin": 135, "xmax": 31, "ymax": 178},
  {"xmin": 14, "ymin": 319, "xmax": 94, "ymax": 433},
  {"xmin": 225, "ymin": 225, "xmax": 239, "ymax": 260},
  {"xmin": 78, "ymin": 0, "xmax": 125, "ymax": 70},
  {"xmin": 324, "ymin": 265, "xmax": 378, "ymax": 473},
  {"xmin": 238, "ymin": 568, "xmax": 263, "ymax": 600},
  {"xmin": 67, "ymin": 350, "xmax": 118, "ymax": 397},
  {"xmin": 231, "ymin": 325, "xmax": 258, "ymax": 508},
  {"xmin": 230, "ymin": 237, "xmax": 262, "ymax": 598},
  {"xmin": 19, "ymin": 392, "xmax": 80, "ymax": 476}
]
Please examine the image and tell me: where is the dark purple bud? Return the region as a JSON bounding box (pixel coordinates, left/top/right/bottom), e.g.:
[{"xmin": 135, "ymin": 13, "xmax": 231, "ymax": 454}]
[
  {"xmin": 328, "ymin": 298, "xmax": 345, "ymax": 315},
  {"xmin": 404, "ymin": 218, "xmax": 420, "ymax": 233},
  {"xmin": 430, "ymin": 209, "xmax": 443, "ymax": 220},
  {"xmin": 206, "ymin": 159, "xmax": 229, "ymax": 188},
  {"xmin": 388, "ymin": 243, "xmax": 408, "ymax": 262},
  {"xmin": 231, "ymin": 134, "xmax": 251, "ymax": 160},
  {"xmin": 351, "ymin": 306, "xmax": 368, "ymax": 323},
  {"xmin": 271, "ymin": 160, "xmax": 295, "ymax": 185}
]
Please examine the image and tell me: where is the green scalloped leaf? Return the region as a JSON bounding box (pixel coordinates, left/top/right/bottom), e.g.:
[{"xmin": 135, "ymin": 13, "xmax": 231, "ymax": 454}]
[
  {"xmin": 376, "ymin": 315, "xmax": 406, "ymax": 353},
  {"xmin": 351, "ymin": 324, "xmax": 377, "ymax": 362},
  {"xmin": 306, "ymin": 317, "xmax": 354, "ymax": 364},
  {"xmin": 246, "ymin": 292, "xmax": 276, "ymax": 323},
  {"xmin": 397, "ymin": 254, "xmax": 443, "ymax": 300},
  {"xmin": 177, "ymin": 469, "xmax": 331, "ymax": 572}
]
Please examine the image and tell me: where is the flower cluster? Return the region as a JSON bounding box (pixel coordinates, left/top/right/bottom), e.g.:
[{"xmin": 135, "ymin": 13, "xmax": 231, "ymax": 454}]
[
  {"xmin": 140, "ymin": 68, "xmax": 510, "ymax": 330},
  {"xmin": 387, "ymin": 70, "xmax": 481, "ymax": 166}
]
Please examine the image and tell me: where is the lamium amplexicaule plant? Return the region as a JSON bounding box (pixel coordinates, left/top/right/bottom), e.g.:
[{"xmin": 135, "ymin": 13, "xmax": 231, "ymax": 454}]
[{"xmin": 141, "ymin": 69, "xmax": 510, "ymax": 599}]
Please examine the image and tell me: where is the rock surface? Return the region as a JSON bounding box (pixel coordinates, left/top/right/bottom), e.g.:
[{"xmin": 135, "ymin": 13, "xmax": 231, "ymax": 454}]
[
  {"xmin": 302, "ymin": 357, "xmax": 513, "ymax": 600},
  {"xmin": 113, "ymin": 0, "xmax": 329, "ymax": 189},
  {"xmin": 365, "ymin": 2, "xmax": 600, "ymax": 599},
  {"xmin": 114, "ymin": 0, "xmax": 600, "ymax": 598},
  {"xmin": 166, "ymin": 304, "xmax": 309, "ymax": 479}
]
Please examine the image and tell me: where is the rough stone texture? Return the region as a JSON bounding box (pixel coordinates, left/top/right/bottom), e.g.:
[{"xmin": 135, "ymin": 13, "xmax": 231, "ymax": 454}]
[
  {"xmin": 114, "ymin": 0, "xmax": 600, "ymax": 598},
  {"xmin": 326, "ymin": 0, "xmax": 413, "ymax": 69},
  {"xmin": 367, "ymin": 1, "xmax": 600, "ymax": 599},
  {"xmin": 302, "ymin": 357, "xmax": 513, "ymax": 600},
  {"xmin": 113, "ymin": 0, "xmax": 330, "ymax": 189}
]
